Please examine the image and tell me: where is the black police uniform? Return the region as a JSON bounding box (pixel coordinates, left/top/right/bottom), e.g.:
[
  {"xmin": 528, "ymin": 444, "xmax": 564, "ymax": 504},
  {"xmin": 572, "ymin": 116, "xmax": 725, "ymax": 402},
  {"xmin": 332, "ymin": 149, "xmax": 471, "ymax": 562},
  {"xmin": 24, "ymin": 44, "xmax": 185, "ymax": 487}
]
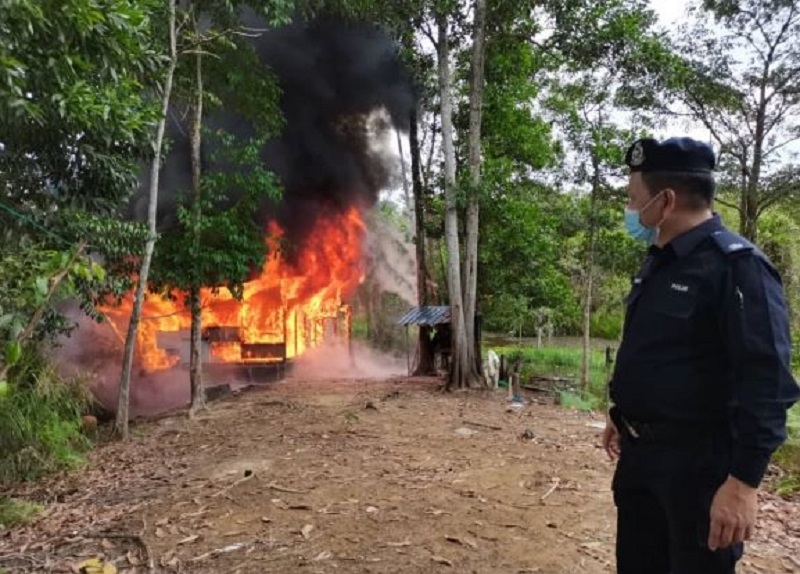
[{"xmin": 609, "ymin": 138, "xmax": 800, "ymax": 574}]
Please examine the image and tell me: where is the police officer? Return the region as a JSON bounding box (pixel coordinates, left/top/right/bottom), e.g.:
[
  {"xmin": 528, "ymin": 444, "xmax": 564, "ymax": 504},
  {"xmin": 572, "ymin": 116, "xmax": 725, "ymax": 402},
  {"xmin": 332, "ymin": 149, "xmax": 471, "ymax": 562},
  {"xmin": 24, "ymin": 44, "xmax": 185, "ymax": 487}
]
[{"xmin": 602, "ymin": 137, "xmax": 799, "ymax": 573}]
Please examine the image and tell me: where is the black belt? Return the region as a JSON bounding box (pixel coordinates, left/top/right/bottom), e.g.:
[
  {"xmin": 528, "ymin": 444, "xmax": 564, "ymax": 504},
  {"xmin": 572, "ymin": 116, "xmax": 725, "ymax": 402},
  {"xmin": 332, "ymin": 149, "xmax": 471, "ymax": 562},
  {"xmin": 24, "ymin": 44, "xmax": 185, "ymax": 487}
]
[{"xmin": 610, "ymin": 407, "xmax": 725, "ymax": 444}]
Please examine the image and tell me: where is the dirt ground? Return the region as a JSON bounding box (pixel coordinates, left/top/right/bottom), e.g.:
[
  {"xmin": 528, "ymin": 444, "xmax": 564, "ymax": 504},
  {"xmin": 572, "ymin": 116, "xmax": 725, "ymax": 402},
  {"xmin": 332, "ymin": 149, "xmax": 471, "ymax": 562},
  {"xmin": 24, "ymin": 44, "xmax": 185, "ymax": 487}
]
[{"xmin": 2, "ymin": 377, "xmax": 799, "ymax": 573}]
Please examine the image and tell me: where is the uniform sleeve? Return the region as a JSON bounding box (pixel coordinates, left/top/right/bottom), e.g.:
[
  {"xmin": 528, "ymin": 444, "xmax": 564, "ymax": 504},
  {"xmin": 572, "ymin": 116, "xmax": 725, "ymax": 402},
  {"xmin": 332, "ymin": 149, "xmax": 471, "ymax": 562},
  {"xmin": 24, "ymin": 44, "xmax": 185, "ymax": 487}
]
[{"xmin": 723, "ymin": 254, "xmax": 800, "ymax": 488}]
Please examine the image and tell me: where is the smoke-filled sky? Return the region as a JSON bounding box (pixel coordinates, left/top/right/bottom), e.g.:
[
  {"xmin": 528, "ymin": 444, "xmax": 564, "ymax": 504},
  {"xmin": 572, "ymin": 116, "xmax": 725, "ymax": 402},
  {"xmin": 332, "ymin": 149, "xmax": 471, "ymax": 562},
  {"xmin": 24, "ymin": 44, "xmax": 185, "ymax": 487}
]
[{"xmin": 129, "ymin": 14, "xmax": 415, "ymax": 251}]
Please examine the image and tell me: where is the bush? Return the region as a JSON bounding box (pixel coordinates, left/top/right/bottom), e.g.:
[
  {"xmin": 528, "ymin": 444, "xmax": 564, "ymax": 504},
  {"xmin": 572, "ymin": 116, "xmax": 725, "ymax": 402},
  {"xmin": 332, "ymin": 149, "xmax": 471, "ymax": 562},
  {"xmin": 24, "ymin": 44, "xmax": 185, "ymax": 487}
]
[
  {"xmin": 590, "ymin": 312, "xmax": 623, "ymax": 340},
  {"xmin": 0, "ymin": 348, "xmax": 92, "ymax": 483},
  {"xmin": 0, "ymin": 497, "xmax": 43, "ymax": 529},
  {"xmin": 558, "ymin": 390, "xmax": 601, "ymax": 412}
]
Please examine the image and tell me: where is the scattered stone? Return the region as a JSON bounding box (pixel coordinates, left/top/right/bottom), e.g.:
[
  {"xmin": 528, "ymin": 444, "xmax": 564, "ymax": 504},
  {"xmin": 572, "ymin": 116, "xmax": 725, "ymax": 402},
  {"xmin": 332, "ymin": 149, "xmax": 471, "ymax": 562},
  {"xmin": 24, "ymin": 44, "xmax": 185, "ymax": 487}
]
[
  {"xmin": 365, "ymin": 401, "xmax": 378, "ymax": 410},
  {"xmin": 455, "ymin": 427, "xmax": 479, "ymax": 438},
  {"xmin": 520, "ymin": 429, "xmax": 536, "ymax": 440}
]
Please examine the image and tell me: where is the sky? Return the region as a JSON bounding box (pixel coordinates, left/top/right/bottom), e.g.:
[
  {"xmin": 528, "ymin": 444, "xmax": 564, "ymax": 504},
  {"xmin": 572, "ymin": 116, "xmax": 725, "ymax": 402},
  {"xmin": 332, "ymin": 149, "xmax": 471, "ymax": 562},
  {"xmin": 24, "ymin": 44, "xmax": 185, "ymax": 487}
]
[
  {"xmin": 652, "ymin": 0, "xmax": 691, "ymax": 26},
  {"xmin": 381, "ymin": 0, "xmax": 726, "ymax": 207},
  {"xmin": 645, "ymin": 0, "xmax": 715, "ymax": 144}
]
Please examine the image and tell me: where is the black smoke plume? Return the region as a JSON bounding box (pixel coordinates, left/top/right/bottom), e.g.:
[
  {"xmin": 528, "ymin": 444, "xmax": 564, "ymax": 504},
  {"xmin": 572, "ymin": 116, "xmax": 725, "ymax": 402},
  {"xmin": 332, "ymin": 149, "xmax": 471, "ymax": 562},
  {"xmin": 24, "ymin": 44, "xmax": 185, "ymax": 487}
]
[{"xmin": 129, "ymin": 12, "xmax": 415, "ymax": 253}]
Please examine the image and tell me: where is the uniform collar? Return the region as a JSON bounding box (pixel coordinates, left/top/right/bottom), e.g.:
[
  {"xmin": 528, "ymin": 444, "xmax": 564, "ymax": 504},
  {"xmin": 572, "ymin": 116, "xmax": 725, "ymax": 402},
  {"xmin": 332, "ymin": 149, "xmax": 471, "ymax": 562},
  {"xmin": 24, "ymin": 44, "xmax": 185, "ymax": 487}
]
[{"xmin": 653, "ymin": 213, "xmax": 723, "ymax": 259}]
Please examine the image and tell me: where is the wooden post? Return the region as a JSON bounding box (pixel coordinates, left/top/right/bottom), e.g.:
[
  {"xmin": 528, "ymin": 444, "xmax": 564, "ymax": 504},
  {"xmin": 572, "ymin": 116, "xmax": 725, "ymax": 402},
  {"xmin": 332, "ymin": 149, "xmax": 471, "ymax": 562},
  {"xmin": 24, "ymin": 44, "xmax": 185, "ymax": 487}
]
[
  {"xmin": 405, "ymin": 326, "xmax": 411, "ymax": 376},
  {"xmin": 474, "ymin": 313, "xmax": 483, "ymax": 375},
  {"xmin": 511, "ymin": 373, "xmax": 521, "ymax": 402}
]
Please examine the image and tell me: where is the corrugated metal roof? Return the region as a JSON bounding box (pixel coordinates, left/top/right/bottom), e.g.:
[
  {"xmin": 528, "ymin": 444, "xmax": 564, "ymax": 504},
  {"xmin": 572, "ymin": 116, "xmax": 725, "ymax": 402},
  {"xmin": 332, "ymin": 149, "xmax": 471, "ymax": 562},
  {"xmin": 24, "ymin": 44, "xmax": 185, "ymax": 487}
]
[{"xmin": 397, "ymin": 306, "xmax": 451, "ymax": 326}]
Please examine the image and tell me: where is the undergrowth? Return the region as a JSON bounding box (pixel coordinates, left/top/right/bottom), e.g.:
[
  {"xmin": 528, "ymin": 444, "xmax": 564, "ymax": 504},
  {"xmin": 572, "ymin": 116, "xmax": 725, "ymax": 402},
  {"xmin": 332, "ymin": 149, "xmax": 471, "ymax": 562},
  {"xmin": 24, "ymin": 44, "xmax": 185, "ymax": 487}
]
[
  {"xmin": 774, "ymin": 403, "xmax": 800, "ymax": 495},
  {"xmin": 0, "ymin": 497, "xmax": 43, "ymax": 529},
  {"xmin": 491, "ymin": 344, "xmax": 610, "ymax": 412},
  {"xmin": 0, "ymin": 348, "xmax": 92, "ymax": 483}
]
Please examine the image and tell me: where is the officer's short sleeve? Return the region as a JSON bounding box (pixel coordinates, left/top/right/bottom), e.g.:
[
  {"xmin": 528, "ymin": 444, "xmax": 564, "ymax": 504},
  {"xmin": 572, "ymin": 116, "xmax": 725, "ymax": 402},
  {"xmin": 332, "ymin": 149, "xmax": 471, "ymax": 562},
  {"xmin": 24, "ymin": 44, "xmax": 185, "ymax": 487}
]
[{"xmin": 722, "ymin": 253, "xmax": 799, "ymax": 488}]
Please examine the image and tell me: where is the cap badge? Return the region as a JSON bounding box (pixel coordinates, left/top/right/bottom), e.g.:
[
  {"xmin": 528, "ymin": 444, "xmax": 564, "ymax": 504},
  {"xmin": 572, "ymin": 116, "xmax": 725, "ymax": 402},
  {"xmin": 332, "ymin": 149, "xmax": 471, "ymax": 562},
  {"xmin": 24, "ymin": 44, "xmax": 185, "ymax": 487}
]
[{"xmin": 630, "ymin": 141, "xmax": 645, "ymax": 166}]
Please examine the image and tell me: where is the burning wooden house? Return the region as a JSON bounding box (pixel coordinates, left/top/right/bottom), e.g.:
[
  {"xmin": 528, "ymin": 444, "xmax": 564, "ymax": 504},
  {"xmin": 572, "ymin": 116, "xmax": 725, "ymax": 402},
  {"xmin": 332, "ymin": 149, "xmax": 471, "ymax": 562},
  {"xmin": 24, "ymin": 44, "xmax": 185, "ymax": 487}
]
[{"xmin": 101, "ymin": 207, "xmax": 363, "ymax": 383}]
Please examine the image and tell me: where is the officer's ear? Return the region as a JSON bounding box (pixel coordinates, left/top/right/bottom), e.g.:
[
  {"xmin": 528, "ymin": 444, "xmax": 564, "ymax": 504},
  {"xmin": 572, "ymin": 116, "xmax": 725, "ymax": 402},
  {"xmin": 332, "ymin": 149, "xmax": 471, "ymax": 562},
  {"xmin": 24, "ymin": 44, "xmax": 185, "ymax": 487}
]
[{"xmin": 662, "ymin": 188, "xmax": 678, "ymax": 212}]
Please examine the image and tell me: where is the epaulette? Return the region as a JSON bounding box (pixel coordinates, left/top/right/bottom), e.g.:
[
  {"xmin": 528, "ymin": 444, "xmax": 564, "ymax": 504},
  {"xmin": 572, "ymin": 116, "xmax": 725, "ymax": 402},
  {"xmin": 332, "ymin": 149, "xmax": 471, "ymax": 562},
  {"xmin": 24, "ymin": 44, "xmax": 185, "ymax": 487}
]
[{"xmin": 710, "ymin": 230, "xmax": 754, "ymax": 256}]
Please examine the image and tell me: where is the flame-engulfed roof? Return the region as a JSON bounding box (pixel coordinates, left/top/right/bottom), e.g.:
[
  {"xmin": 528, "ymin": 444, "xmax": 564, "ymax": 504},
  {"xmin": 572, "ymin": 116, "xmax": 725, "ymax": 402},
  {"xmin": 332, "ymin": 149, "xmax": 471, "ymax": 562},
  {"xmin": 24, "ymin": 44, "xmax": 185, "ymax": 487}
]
[{"xmin": 396, "ymin": 306, "xmax": 451, "ymax": 326}]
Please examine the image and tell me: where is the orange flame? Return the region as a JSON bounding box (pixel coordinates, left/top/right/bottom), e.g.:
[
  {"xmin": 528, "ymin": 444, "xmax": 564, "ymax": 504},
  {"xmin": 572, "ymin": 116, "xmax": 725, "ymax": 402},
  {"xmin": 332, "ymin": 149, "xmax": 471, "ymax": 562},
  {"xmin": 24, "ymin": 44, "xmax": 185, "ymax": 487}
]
[{"xmin": 101, "ymin": 207, "xmax": 365, "ymax": 372}]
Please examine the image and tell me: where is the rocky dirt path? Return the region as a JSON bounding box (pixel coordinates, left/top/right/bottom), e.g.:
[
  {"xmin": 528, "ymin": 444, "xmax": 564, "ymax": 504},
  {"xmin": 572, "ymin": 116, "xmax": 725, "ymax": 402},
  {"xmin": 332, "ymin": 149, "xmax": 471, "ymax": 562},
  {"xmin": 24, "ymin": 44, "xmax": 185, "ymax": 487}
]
[{"xmin": 1, "ymin": 377, "xmax": 798, "ymax": 573}]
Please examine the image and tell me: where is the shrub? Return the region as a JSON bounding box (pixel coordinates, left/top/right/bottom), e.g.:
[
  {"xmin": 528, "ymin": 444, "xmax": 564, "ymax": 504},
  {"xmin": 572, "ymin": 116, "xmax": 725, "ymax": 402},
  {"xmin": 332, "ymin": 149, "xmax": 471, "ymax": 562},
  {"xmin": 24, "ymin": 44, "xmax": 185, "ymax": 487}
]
[
  {"xmin": 590, "ymin": 311, "xmax": 623, "ymax": 340},
  {"xmin": 0, "ymin": 497, "xmax": 43, "ymax": 529},
  {"xmin": 0, "ymin": 348, "xmax": 92, "ymax": 483}
]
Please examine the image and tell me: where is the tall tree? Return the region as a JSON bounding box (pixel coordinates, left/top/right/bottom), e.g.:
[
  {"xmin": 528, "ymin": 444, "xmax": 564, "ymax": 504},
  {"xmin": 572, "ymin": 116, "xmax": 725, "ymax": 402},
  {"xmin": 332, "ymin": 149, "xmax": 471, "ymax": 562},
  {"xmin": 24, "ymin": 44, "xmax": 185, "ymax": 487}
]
[
  {"xmin": 669, "ymin": 0, "xmax": 800, "ymax": 240},
  {"xmin": 410, "ymin": 105, "xmax": 436, "ymax": 375},
  {"xmin": 463, "ymin": 0, "xmax": 487, "ymax": 381},
  {"xmin": 188, "ymin": 8, "xmax": 205, "ymax": 414},
  {"xmin": 116, "ymin": 0, "xmax": 179, "ymax": 439},
  {"xmin": 436, "ymin": 10, "xmax": 479, "ymax": 388}
]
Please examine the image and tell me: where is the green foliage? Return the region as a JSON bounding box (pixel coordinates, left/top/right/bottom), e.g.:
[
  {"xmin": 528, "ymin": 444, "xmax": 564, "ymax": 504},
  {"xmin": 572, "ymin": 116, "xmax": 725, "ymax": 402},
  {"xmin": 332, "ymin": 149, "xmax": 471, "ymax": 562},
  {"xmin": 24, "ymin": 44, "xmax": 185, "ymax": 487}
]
[
  {"xmin": 0, "ymin": 349, "xmax": 91, "ymax": 483},
  {"xmin": 0, "ymin": 497, "xmax": 43, "ymax": 529},
  {"xmin": 773, "ymin": 404, "xmax": 800, "ymax": 495},
  {"xmin": 479, "ymin": 185, "xmax": 581, "ymax": 332},
  {"xmin": 490, "ymin": 343, "xmax": 609, "ymax": 393},
  {"xmin": 590, "ymin": 311, "xmax": 623, "ymax": 341},
  {"xmin": 0, "ymin": 0, "xmax": 161, "ymax": 362},
  {"xmin": 558, "ymin": 390, "xmax": 601, "ymax": 412},
  {"xmin": 0, "ymin": 0, "xmax": 163, "ymax": 216},
  {"xmin": 0, "ymin": 242, "xmax": 109, "ymax": 367},
  {"xmin": 150, "ymin": 130, "xmax": 281, "ymax": 299}
]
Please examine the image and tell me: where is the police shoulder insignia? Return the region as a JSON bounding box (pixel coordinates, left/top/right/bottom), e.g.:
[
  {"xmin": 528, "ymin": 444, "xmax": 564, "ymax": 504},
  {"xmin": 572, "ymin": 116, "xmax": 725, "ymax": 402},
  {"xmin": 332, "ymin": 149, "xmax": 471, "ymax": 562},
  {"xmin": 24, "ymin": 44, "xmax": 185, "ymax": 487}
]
[{"xmin": 711, "ymin": 230, "xmax": 754, "ymax": 255}]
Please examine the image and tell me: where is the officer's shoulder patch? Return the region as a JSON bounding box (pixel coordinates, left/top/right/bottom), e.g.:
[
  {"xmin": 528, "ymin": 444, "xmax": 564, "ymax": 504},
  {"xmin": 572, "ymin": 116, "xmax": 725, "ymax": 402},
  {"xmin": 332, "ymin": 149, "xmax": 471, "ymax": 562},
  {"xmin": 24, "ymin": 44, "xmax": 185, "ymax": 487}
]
[{"xmin": 711, "ymin": 230, "xmax": 754, "ymax": 256}]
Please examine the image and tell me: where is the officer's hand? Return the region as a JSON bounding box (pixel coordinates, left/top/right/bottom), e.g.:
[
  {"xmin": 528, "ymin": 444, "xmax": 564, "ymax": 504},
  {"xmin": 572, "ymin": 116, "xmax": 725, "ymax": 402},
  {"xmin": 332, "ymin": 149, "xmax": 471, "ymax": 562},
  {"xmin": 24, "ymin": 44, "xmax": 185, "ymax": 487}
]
[
  {"xmin": 602, "ymin": 417, "xmax": 620, "ymax": 461},
  {"xmin": 708, "ymin": 476, "xmax": 758, "ymax": 551}
]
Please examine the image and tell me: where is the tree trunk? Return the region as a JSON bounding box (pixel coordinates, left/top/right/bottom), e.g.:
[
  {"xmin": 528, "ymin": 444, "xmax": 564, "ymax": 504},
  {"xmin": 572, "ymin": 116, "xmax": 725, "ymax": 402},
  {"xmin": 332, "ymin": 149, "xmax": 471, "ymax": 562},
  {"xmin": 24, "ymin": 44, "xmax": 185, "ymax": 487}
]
[
  {"xmin": 189, "ymin": 24, "xmax": 205, "ymax": 415},
  {"xmin": 189, "ymin": 286, "xmax": 203, "ymax": 411},
  {"xmin": 396, "ymin": 125, "xmax": 413, "ymax": 221},
  {"xmin": 742, "ymin": 153, "xmax": 762, "ymax": 243},
  {"xmin": 410, "ymin": 106, "xmax": 434, "ymax": 375},
  {"xmin": 115, "ymin": 0, "xmax": 178, "ymax": 439},
  {"xmin": 581, "ymin": 146, "xmax": 600, "ymax": 393},
  {"xmin": 436, "ymin": 14, "xmax": 474, "ymax": 390},
  {"xmin": 742, "ymin": 74, "xmax": 768, "ymax": 242},
  {"xmin": 464, "ymin": 0, "xmax": 487, "ymax": 380}
]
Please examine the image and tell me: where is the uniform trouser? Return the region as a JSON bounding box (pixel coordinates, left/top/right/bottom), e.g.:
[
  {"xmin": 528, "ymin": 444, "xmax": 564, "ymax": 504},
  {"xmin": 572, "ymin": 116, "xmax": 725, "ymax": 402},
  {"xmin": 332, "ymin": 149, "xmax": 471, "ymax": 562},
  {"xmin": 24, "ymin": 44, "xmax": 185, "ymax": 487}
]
[{"xmin": 612, "ymin": 429, "xmax": 743, "ymax": 574}]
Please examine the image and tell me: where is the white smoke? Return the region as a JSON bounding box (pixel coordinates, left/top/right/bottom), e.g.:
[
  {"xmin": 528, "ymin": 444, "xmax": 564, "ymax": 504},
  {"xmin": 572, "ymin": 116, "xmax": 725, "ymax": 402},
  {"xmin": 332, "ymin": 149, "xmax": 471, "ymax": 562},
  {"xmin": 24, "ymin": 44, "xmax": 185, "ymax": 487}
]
[
  {"xmin": 363, "ymin": 209, "xmax": 417, "ymax": 305},
  {"xmin": 288, "ymin": 339, "xmax": 405, "ymax": 380}
]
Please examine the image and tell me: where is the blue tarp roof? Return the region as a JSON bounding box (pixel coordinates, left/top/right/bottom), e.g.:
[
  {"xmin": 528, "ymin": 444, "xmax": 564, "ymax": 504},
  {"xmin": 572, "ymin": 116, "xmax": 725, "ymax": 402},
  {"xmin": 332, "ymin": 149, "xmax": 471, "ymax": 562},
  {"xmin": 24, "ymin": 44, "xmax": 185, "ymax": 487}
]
[{"xmin": 396, "ymin": 306, "xmax": 451, "ymax": 326}]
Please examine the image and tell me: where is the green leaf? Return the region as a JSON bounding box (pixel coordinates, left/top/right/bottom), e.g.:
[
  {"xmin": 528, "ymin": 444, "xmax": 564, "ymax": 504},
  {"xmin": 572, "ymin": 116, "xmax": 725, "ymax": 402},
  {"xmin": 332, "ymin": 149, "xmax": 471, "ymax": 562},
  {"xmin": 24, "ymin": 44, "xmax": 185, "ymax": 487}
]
[
  {"xmin": 4, "ymin": 341, "xmax": 23, "ymax": 367},
  {"xmin": 34, "ymin": 277, "xmax": 48, "ymax": 298}
]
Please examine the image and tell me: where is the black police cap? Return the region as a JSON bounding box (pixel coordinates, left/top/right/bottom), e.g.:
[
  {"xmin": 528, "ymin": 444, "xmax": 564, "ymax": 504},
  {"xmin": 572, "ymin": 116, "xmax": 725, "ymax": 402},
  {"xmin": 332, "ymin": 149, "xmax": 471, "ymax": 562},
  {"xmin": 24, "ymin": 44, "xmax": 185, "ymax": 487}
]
[{"xmin": 624, "ymin": 137, "xmax": 716, "ymax": 174}]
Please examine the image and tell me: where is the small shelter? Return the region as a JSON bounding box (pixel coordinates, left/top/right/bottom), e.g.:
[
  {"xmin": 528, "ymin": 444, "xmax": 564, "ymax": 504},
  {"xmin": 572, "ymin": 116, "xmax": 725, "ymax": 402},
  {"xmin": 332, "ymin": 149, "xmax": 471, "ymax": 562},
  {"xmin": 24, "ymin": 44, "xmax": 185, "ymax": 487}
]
[{"xmin": 396, "ymin": 306, "xmax": 451, "ymax": 375}]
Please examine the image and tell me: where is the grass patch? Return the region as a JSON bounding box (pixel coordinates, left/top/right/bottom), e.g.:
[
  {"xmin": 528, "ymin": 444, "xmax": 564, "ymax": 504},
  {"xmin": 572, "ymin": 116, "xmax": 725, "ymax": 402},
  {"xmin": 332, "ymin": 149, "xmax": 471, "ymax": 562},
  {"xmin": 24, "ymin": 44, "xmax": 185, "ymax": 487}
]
[
  {"xmin": 0, "ymin": 497, "xmax": 43, "ymax": 529},
  {"xmin": 558, "ymin": 391, "xmax": 602, "ymax": 413},
  {"xmin": 0, "ymin": 350, "xmax": 92, "ymax": 484},
  {"xmin": 490, "ymin": 344, "xmax": 611, "ymax": 410}
]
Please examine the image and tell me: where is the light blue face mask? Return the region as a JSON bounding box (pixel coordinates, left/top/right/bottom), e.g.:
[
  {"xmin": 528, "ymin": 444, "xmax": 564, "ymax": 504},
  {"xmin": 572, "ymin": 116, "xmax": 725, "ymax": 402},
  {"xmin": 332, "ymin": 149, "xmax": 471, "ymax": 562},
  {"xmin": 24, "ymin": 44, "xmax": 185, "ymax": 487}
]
[
  {"xmin": 624, "ymin": 191, "xmax": 665, "ymax": 243},
  {"xmin": 624, "ymin": 208, "xmax": 657, "ymax": 243}
]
